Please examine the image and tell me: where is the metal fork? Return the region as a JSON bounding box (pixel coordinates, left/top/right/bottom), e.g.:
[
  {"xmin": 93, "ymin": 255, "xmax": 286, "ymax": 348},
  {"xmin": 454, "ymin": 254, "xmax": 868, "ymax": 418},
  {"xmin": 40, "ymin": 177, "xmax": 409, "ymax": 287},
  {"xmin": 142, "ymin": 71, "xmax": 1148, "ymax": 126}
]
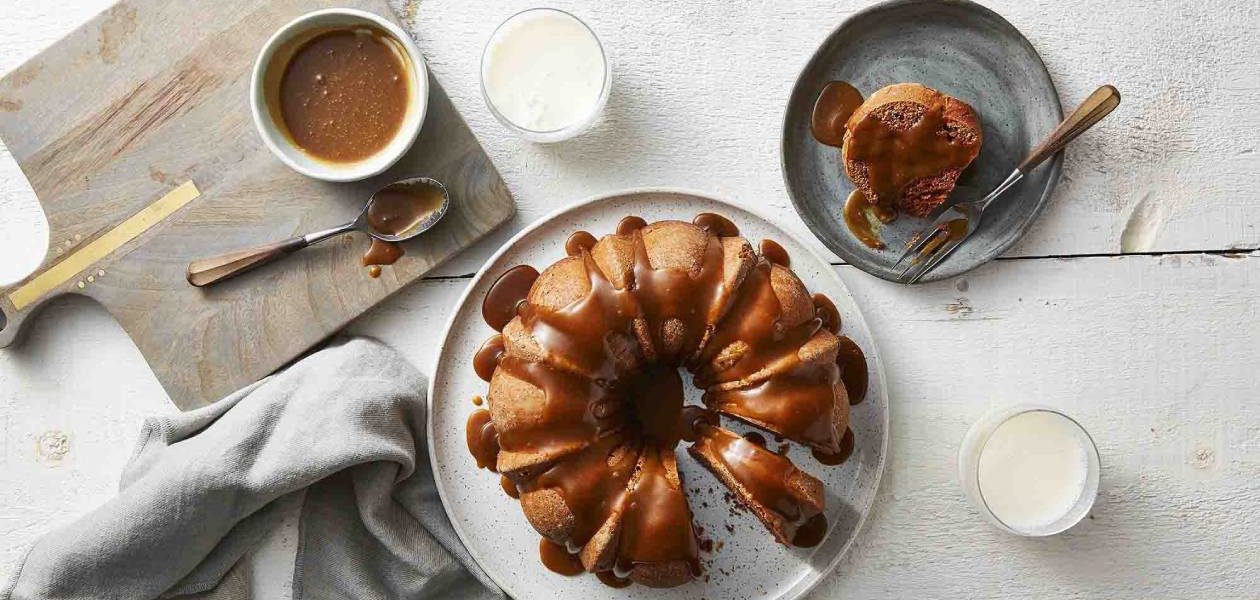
[{"xmin": 894, "ymin": 85, "xmax": 1122, "ymax": 284}]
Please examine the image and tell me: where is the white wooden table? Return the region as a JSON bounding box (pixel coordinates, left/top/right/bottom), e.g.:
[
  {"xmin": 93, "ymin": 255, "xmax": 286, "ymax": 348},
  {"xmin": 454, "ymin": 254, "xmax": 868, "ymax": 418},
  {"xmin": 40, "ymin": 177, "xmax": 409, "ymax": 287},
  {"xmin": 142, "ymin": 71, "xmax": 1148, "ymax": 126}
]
[{"xmin": 2, "ymin": 1, "xmax": 1257, "ymax": 598}]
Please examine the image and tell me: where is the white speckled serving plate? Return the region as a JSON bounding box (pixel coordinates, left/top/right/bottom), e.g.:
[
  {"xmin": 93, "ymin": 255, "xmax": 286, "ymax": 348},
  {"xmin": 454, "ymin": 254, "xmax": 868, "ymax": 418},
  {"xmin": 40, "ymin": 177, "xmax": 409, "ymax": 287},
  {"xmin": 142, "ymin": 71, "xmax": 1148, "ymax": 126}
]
[{"xmin": 428, "ymin": 190, "xmax": 889, "ymax": 600}]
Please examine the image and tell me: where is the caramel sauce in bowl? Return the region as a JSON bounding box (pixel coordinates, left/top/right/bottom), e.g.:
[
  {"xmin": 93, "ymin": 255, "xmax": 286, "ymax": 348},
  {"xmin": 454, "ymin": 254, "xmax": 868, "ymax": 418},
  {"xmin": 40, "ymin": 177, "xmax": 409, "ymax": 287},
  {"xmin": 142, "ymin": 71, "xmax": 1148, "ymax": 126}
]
[{"xmin": 250, "ymin": 9, "xmax": 429, "ymax": 182}]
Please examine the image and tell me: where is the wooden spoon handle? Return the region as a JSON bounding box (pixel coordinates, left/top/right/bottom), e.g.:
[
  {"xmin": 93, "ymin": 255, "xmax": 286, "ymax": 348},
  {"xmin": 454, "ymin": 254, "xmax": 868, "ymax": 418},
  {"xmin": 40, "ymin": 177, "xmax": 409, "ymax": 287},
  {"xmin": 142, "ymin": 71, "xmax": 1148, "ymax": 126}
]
[
  {"xmin": 186, "ymin": 237, "xmax": 307, "ymax": 287},
  {"xmin": 1018, "ymin": 85, "xmax": 1121, "ymax": 173}
]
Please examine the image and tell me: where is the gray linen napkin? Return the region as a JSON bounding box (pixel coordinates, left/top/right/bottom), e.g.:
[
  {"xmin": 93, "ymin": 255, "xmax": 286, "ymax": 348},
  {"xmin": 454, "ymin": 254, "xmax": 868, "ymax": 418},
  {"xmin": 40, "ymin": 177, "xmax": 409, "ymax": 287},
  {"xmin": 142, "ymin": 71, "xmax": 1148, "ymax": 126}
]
[{"xmin": 2, "ymin": 337, "xmax": 504, "ymax": 600}]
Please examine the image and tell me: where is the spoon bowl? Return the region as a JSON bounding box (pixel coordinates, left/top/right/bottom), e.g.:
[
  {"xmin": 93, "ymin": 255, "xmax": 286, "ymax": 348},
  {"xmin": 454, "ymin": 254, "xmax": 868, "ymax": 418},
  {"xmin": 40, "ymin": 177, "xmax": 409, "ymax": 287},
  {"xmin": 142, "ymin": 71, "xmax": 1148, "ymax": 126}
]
[{"xmin": 358, "ymin": 176, "xmax": 450, "ymax": 243}]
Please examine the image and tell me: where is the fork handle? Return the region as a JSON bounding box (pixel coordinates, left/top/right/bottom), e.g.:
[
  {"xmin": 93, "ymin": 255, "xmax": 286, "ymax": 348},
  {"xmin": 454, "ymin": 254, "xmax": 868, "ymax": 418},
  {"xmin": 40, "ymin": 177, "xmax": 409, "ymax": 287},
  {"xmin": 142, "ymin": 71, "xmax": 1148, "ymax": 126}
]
[{"xmin": 1018, "ymin": 85, "xmax": 1120, "ymax": 173}]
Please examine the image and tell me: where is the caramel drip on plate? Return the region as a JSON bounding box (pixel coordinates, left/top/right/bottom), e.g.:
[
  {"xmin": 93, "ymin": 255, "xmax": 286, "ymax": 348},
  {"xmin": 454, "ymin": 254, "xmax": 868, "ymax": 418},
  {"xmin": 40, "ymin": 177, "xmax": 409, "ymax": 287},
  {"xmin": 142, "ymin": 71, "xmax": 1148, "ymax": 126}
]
[
  {"xmin": 695, "ymin": 426, "xmax": 826, "ymax": 546},
  {"xmin": 842, "ymin": 189, "xmax": 896, "ymax": 250},
  {"xmin": 812, "ymin": 427, "xmax": 855, "ymax": 466},
  {"xmin": 612, "ymin": 446, "xmax": 701, "ymax": 579},
  {"xmin": 466, "ymin": 409, "xmax": 500, "ymax": 471},
  {"xmin": 810, "ymin": 81, "xmax": 864, "ymax": 148},
  {"xmin": 616, "ymin": 216, "xmax": 647, "ymax": 236},
  {"xmin": 759, "ymin": 238, "xmax": 790, "ymax": 268},
  {"xmin": 482, "ymin": 265, "xmax": 539, "ymax": 331},
  {"xmin": 678, "ymin": 405, "xmax": 719, "ymax": 443},
  {"xmin": 473, "ymin": 334, "xmax": 505, "ymax": 382},
  {"xmin": 791, "ymin": 513, "xmax": 829, "ymax": 548},
  {"xmin": 597, "ymin": 571, "xmax": 632, "ymax": 588},
  {"xmin": 565, "ymin": 230, "xmax": 597, "ymax": 257},
  {"xmin": 846, "ymin": 102, "xmax": 977, "ymax": 204},
  {"xmin": 626, "ymin": 363, "xmax": 684, "ymax": 445},
  {"xmin": 812, "ymin": 293, "xmax": 841, "ymax": 334},
  {"xmin": 692, "ymin": 212, "xmax": 739, "ymax": 237},
  {"xmin": 836, "ymin": 336, "xmax": 868, "ymax": 405},
  {"xmin": 539, "ymin": 538, "xmax": 585, "ymax": 576},
  {"xmin": 501, "ymin": 475, "xmax": 520, "ymax": 499}
]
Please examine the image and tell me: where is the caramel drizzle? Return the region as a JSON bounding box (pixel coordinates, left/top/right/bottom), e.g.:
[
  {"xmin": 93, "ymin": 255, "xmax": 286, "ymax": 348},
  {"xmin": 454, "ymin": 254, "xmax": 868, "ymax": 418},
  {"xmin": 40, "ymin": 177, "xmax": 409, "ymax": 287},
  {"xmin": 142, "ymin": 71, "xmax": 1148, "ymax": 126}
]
[
  {"xmin": 494, "ymin": 355, "xmax": 624, "ymax": 455},
  {"xmin": 539, "ymin": 538, "xmax": 585, "ymax": 576},
  {"xmin": 759, "ymin": 238, "xmax": 791, "ymax": 268},
  {"xmin": 482, "ymin": 265, "xmax": 539, "ymax": 331},
  {"xmin": 361, "ymin": 238, "xmax": 404, "ymax": 275},
  {"xmin": 470, "ymin": 214, "xmax": 865, "ymax": 584},
  {"xmin": 516, "ymin": 434, "xmax": 641, "ymax": 547},
  {"xmin": 612, "ymin": 447, "xmax": 701, "ymax": 578},
  {"xmin": 597, "ymin": 571, "xmax": 632, "ymax": 588},
  {"xmin": 474, "ymin": 335, "xmax": 624, "ymax": 470},
  {"xmin": 812, "ymin": 427, "xmax": 855, "ymax": 466},
  {"xmin": 696, "ymin": 260, "xmax": 843, "ymax": 452},
  {"xmin": 836, "ymin": 335, "xmax": 868, "ymax": 405},
  {"xmin": 697, "ymin": 425, "xmax": 825, "ymax": 545},
  {"xmin": 500, "ymin": 475, "xmax": 520, "ymax": 499},
  {"xmin": 812, "ymin": 293, "xmax": 841, "ymax": 334},
  {"xmin": 629, "ymin": 229, "xmax": 730, "ymax": 363},
  {"xmin": 810, "ymin": 81, "xmax": 864, "ymax": 148},
  {"xmin": 845, "ymin": 103, "xmax": 977, "ymax": 204},
  {"xmin": 842, "ymin": 189, "xmax": 896, "ymax": 250},
  {"xmin": 466, "ymin": 409, "xmax": 500, "ymax": 471},
  {"xmin": 565, "ymin": 230, "xmax": 597, "ymax": 257}
]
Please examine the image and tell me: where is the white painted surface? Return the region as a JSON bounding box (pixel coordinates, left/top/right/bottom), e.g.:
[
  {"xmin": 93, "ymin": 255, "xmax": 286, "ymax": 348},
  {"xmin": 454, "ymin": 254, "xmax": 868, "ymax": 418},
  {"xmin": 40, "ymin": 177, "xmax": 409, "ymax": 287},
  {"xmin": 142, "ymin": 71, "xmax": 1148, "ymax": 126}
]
[{"xmin": 1, "ymin": 1, "xmax": 1257, "ymax": 598}]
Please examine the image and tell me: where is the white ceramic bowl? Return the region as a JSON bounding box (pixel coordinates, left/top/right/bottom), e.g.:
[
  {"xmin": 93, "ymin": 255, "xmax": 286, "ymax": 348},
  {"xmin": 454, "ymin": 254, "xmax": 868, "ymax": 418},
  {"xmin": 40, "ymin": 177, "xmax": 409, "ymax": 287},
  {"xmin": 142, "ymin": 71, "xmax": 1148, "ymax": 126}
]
[{"xmin": 250, "ymin": 8, "xmax": 429, "ymax": 182}]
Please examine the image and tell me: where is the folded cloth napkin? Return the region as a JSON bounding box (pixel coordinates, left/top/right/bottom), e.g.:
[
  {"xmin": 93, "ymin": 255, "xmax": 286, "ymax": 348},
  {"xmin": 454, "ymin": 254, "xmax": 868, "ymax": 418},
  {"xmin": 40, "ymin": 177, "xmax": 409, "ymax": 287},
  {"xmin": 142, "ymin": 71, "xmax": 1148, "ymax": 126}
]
[{"xmin": 2, "ymin": 337, "xmax": 504, "ymax": 600}]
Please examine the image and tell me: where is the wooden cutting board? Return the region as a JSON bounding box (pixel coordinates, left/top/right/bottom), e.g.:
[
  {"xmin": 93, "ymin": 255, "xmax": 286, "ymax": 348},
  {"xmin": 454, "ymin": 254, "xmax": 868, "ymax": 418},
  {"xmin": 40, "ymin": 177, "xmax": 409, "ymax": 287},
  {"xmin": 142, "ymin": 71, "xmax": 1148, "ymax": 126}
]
[{"xmin": 0, "ymin": 0, "xmax": 514, "ymax": 409}]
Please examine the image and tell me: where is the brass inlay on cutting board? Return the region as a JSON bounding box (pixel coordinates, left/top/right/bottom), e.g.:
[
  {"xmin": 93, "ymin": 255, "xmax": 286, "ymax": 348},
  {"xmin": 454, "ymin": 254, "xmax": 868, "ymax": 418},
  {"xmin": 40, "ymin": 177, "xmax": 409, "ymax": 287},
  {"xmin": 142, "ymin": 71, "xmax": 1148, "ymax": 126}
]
[{"xmin": 7, "ymin": 180, "xmax": 201, "ymax": 310}]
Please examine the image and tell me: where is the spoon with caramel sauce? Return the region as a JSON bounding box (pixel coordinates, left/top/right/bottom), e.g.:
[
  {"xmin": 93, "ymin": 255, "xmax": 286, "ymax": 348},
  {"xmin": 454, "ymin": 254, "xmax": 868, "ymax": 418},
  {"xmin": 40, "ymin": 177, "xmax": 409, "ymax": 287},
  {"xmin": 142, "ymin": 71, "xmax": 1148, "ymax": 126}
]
[{"xmin": 186, "ymin": 177, "xmax": 449, "ymax": 287}]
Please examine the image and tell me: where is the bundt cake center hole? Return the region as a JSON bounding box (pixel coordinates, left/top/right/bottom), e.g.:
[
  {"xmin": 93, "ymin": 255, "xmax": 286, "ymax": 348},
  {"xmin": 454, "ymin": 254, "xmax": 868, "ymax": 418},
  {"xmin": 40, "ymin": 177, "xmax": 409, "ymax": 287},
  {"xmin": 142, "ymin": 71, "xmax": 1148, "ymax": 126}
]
[{"xmin": 623, "ymin": 363, "xmax": 686, "ymax": 445}]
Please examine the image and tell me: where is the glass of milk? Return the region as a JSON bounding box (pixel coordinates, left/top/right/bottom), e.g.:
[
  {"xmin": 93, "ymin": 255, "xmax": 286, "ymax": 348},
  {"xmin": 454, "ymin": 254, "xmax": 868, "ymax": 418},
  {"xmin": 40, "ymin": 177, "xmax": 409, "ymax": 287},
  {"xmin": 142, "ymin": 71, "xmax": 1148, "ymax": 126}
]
[
  {"xmin": 958, "ymin": 405, "xmax": 1100, "ymax": 536},
  {"xmin": 480, "ymin": 8, "xmax": 611, "ymax": 143}
]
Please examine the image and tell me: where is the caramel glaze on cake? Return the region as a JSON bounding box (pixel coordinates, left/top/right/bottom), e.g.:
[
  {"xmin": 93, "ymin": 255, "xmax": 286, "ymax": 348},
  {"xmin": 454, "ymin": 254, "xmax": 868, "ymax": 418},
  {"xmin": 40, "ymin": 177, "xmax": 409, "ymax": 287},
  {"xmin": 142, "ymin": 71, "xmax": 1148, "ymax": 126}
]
[
  {"xmin": 813, "ymin": 82, "xmax": 983, "ymax": 220},
  {"xmin": 467, "ymin": 213, "xmax": 869, "ymax": 588}
]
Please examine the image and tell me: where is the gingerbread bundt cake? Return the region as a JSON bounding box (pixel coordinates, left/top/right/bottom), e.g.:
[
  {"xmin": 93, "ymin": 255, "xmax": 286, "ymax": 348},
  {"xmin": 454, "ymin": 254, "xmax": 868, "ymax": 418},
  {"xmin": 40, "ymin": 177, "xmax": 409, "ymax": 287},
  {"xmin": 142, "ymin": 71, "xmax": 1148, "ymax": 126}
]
[{"xmin": 467, "ymin": 213, "xmax": 868, "ymax": 588}]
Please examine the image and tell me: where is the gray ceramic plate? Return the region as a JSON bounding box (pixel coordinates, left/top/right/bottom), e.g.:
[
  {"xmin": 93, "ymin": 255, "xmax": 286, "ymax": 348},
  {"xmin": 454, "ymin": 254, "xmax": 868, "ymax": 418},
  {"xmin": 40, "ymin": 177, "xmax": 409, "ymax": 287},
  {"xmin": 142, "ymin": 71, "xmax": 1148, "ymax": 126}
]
[
  {"xmin": 428, "ymin": 190, "xmax": 889, "ymax": 600},
  {"xmin": 782, "ymin": 0, "xmax": 1062, "ymax": 282}
]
